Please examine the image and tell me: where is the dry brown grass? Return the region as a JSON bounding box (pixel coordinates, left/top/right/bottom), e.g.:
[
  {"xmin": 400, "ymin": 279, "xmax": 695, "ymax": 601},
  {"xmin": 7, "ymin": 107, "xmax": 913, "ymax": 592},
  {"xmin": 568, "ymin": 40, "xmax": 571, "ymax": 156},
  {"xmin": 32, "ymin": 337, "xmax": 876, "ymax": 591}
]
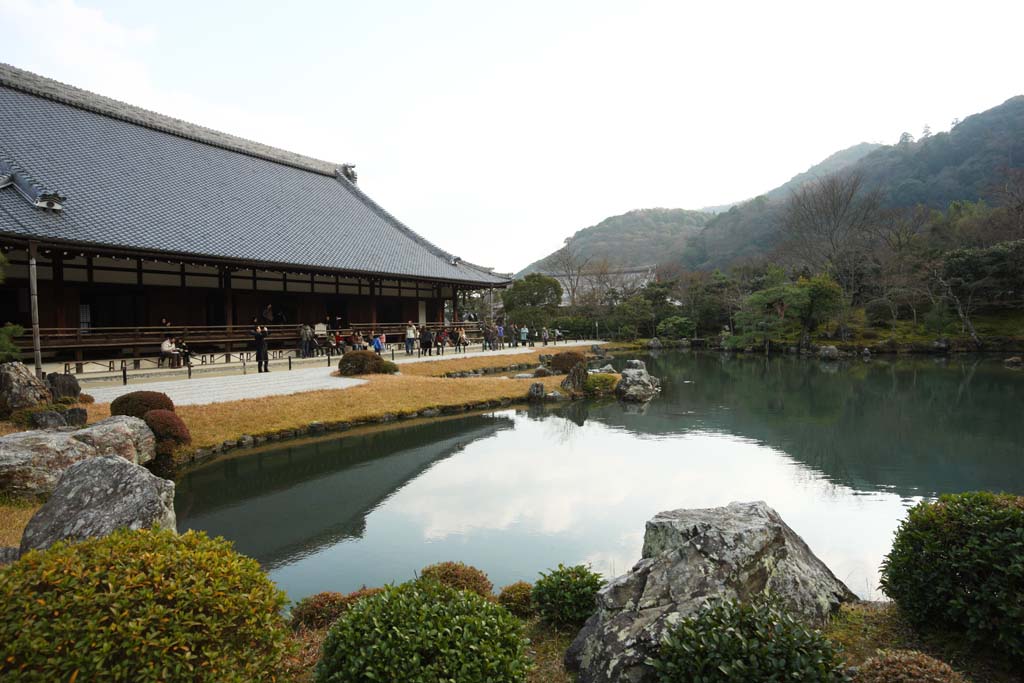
[
  {"xmin": 0, "ymin": 497, "xmax": 39, "ymax": 547},
  {"xmin": 398, "ymin": 350, "xmax": 549, "ymax": 377}
]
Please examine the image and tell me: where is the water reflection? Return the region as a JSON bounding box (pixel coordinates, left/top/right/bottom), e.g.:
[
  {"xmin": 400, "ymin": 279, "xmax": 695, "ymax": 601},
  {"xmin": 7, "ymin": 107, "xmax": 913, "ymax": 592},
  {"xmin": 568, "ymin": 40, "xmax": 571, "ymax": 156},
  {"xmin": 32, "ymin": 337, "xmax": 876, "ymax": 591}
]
[{"xmin": 175, "ymin": 354, "xmax": 1024, "ymax": 603}]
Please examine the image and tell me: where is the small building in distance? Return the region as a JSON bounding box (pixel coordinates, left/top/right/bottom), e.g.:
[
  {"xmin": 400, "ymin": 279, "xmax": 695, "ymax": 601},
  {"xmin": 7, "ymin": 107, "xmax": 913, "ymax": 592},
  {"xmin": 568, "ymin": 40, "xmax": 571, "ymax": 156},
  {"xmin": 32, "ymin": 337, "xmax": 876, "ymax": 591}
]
[{"xmin": 0, "ymin": 63, "xmax": 508, "ymax": 362}]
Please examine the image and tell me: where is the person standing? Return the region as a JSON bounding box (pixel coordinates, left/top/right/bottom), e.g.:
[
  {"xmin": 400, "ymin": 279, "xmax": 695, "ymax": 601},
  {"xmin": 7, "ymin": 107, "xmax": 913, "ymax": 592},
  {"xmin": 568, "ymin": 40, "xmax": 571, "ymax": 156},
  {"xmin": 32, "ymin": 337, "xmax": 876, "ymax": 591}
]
[
  {"xmin": 300, "ymin": 323, "xmax": 313, "ymax": 358},
  {"xmin": 497, "ymin": 322, "xmax": 505, "ymax": 349},
  {"xmin": 542, "ymin": 327, "xmax": 550, "ymax": 346},
  {"xmin": 405, "ymin": 321, "xmax": 416, "ymax": 355},
  {"xmin": 253, "ymin": 317, "xmax": 271, "ymax": 373},
  {"xmin": 420, "ymin": 326, "xmax": 434, "ymax": 356},
  {"xmin": 372, "ymin": 331, "xmax": 383, "ymax": 355},
  {"xmin": 520, "ymin": 324, "xmax": 529, "ymax": 347}
]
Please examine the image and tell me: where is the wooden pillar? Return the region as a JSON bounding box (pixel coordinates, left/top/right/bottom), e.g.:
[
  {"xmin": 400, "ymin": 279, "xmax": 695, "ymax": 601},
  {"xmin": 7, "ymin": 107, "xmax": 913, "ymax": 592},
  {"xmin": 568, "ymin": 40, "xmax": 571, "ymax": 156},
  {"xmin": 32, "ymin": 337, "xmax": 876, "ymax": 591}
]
[
  {"xmin": 369, "ymin": 280, "xmax": 378, "ymax": 326},
  {"xmin": 221, "ymin": 267, "xmax": 234, "ymax": 329},
  {"xmin": 28, "ymin": 242, "xmax": 43, "ymax": 378},
  {"xmin": 53, "ymin": 254, "xmax": 66, "ymax": 328},
  {"xmin": 452, "ymin": 286, "xmax": 459, "ymax": 323}
]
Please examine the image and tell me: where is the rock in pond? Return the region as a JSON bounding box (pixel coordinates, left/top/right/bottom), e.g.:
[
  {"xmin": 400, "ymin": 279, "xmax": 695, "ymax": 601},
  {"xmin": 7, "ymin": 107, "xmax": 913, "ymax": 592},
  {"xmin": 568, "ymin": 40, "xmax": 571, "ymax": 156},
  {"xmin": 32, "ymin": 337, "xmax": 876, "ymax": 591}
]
[
  {"xmin": 1005, "ymin": 356, "xmax": 1023, "ymax": 368},
  {"xmin": 20, "ymin": 454, "xmax": 176, "ymax": 554},
  {"xmin": 614, "ymin": 360, "xmax": 661, "ymax": 403},
  {"xmin": 0, "ymin": 415, "xmax": 155, "ymax": 498},
  {"xmin": 527, "ymin": 382, "xmax": 546, "ymax": 403},
  {"xmin": 646, "ymin": 337, "xmax": 662, "ymax": 350},
  {"xmin": 561, "ymin": 361, "xmax": 588, "ymax": 394},
  {"xmin": 818, "ymin": 345, "xmax": 840, "ymax": 361},
  {"xmin": 566, "ymin": 501, "xmax": 857, "ymax": 683},
  {"xmin": 0, "ymin": 362, "xmax": 51, "ymax": 414}
]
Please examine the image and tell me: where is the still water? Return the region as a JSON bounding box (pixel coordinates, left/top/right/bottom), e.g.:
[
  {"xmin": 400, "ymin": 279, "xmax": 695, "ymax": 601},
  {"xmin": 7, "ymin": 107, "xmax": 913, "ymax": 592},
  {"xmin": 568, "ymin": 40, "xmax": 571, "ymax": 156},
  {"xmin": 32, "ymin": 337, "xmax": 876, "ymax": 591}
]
[{"xmin": 175, "ymin": 353, "xmax": 1024, "ymax": 603}]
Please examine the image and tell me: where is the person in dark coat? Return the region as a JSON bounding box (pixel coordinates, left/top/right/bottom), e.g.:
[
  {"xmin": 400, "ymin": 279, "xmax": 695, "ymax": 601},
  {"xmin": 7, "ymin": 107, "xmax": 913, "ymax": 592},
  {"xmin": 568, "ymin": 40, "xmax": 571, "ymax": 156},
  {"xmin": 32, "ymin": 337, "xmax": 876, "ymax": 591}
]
[
  {"xmin": 420, "ymin": 326, "xmax": 434, "ymax": 356},
  {"xmin": 252, "ymin": 317, "xmax": 271, "ymax": 373}
]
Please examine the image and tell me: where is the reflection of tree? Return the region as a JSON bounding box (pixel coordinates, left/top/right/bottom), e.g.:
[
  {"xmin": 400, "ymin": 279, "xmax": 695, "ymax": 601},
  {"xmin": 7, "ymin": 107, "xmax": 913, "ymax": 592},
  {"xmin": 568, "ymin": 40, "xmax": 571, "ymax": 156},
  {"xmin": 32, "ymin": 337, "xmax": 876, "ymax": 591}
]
[
  {"xmin": 175, "ymin": 416, "xmax": 514, "ymax": 568},
  {"xmin": 584, "ymin": 353, "xmax": 1024, "ymax": 498}
]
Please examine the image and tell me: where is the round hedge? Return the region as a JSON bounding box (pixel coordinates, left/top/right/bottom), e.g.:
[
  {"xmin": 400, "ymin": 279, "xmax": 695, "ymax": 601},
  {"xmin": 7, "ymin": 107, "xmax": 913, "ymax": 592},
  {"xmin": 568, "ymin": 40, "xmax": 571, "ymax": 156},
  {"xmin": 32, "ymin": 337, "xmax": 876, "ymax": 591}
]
[
  {"xmin": 0, "ymin": 528, "xmax": 289, "ymax": 682},
  {"xmin": 880, "ymin": 492, "xmax": 1024, "ymax": 660},
  {"xmin": 532, "ymin": 563, "xmax": 604, "ymax": 627},
  {"xmin": 420, "ymin": 561, "xmax": 493, "ymax": 598},
  {"xmin": 498, "ymin": 581, "xmax": 534, "ymax": 617},
  {"xmin": 650, "ymin": 598, "xmax": 847, "ymax": 683},
  {"xmin": 110, "ymin": 390, "xmax": 175, "ymax": 419},
  {"xmin": 315, "ymin": 580, "xmax": 530, "ymax": 682},
  {"xmin": 143, "ymin": 409, "xmax": 191, "ymax": 456},
  {"xmin": 854, "ymin": 650, "xmax": 966, "ymax": 683},
  {"xmin": 337, "ymin": 350, "xmax": 398, "ymax": 376},
  {"xmin": 549, "ymin": 351, "xmax": 586, "ymax": 373},
  {"xmin": 289, "ymin": 587, "xmax": 383, "ymax": 631}
]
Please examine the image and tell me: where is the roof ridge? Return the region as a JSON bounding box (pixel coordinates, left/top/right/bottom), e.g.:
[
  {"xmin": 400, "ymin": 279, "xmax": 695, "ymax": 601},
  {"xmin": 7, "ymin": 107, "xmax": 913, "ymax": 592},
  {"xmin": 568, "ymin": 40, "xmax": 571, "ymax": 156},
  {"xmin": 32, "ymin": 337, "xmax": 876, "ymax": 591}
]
[{"xmin": 0, "ymin": 62, "xmax": 341, "ymax": 176}]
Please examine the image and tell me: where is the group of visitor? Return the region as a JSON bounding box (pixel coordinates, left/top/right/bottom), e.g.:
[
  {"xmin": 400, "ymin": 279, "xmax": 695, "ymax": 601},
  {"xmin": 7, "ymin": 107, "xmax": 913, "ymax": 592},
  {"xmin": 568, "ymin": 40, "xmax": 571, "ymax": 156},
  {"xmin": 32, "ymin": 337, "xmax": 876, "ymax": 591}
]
[
  {"xmin": 158, "ymin": 335, "xmax": 192, "ymax": 368},
  {"xmin": 404, "ymin": 321, "xmax": 470, "ymax": 356}
]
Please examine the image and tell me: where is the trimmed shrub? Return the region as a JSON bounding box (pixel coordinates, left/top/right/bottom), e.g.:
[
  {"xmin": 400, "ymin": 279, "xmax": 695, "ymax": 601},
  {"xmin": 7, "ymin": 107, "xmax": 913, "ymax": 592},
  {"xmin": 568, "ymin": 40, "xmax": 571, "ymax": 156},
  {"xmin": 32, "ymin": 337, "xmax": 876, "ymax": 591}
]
[
  {"xmin": 656, "ymin": 316, "xmax": 696, "ymax": 339},
  {"xmin": 865, "ymin": 299, "xmax": 893, "ymax": 328},
  {"xmin": 110, "ymin": 390, "xmax": 174, "ymax": 419},
  {"xmin": 0, "ymin": 528, "xmax": 289, "ymax": 682},
  {"xmin": 78, "ymin": 393, "xmax": 96, "ymax": 404},
  {"xmin": 583, "ymin": 373, "xmax": 618, "ymax": 396},
  {"xmin": 289, "ymin": 587, "xmax": 384, "ymax": 631},
  {"xmin": 880, "ymin": 492, "xmax": 1024, "ymax": 660},
  {"xmin": 337, "ymin": 350, "xmax": 399, "ymax": 376},
  {"xmin": 498, "ymin": 581, "xmax": 534, "ymax": 617},
  {"xmin": 532, "ymin": 563, "xmax": 605, "ymax": 627},
  {"xmin": 549, "ymin": 351, "xmax": 586, "ymax": 373},
  {"xmin": 143, "ymin": 408, "xmax": 191, "ymax": 457},
  {"xmin": 854, "ymin": 650, "xmax": 966, "ymax": 683},
  {"xmin": 315, "ymin": 580, "xmax": 530, "ymax": 682},
  {"xmin": 650, "ymin": 598, "xmax": 847, "ymax": 683},
  {"xmin": 420, "ymin": 560, "xmax": 494, "ymax": 597},
  {"xmin": 8, "ymin": 402, "xmax": 70, "ymax": 428}
]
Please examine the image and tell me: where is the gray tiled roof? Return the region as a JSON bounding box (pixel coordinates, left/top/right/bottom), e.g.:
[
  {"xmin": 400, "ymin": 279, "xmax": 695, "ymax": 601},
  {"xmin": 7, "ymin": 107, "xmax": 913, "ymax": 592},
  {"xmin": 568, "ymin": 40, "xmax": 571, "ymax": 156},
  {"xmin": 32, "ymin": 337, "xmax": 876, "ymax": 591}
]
[{"xmin": 0, "ymin": 63, "xmax": 508, "ymax": 286}]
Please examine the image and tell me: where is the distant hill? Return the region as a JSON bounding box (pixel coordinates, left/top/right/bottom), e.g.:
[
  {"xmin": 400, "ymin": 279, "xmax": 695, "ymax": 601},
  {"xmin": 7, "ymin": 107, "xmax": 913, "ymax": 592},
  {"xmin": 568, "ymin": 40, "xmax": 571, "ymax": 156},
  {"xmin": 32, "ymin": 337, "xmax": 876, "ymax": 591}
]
[
  {"xmin": 682, "ymin": 96, "xmax": 1024, "ymax": 269},
  {"xmin": 516, "ymin": 208, "xmax": 711, "ymax": 277}
]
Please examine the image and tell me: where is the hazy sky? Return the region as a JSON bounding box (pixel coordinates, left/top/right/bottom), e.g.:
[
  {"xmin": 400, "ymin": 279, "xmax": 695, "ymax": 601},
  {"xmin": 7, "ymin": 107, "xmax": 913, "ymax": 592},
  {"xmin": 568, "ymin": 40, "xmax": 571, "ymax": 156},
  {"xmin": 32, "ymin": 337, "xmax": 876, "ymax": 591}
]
[{"xmin": 1, "ymin": 1, "xmax": 1022, "ymax": 272}]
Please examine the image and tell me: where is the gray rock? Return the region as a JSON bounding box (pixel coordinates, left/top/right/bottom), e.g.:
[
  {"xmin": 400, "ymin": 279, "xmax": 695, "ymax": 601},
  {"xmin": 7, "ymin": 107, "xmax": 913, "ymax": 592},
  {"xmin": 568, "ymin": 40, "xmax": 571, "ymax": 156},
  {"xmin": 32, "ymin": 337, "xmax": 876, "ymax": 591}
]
[
  {"xmin": 420, "ymin": 408, "xmax": 441, "ymax": 418},
  {"xmin": 527, "ymin": 382, "xmax": 546, "ymax": 403},
  {"xmin": 546, "ymin": 390, "xmax": 567, "ymax": 401},
  {"xmin": 45, "ymin": 372, "xmax": 81, "ymax": 402},
  {"xmin": 539, "ymin": 354, "xmax": 554, "ymax": 365},
  {"xmin": 566, "ymin": 501, "xmax": 856, "ymax": 683},
  {"xmin": 614, "ymin": 360, "xmax": 661, "ymax": 403},
  {"xmin": 0, "ymin": 546, "xmax": 19, "ymax": 566},
  {"xmin": 0, "ymin": 362, "xmax": 51, "ymax": 415},
  {"xmin": 1004, "ymin": 356, "xmax": 1023, "ymax": 368},
  {"xmin": 933, "ymin": 337, "xmax": 951, "ymax": 352},
  {"xmin": 646, "ymin": 337, "xmax": 662, "ymax": 350},
  {"xmin": 597, "ymin": 364, "xmax": 616, "ymax": 374},
  {"xmin": 533, "ymin": 366, "xmax": 553, "ymax": 378},
  {"xmin": 561, "ymin": 361, "xmax": 589, "ymax": 394},
  {"xmin": 64, "ymin": 407, "xmax": 88, "ymax": 427},
  {"xmin": 238, "ymin": 434, "xmax": 255, "ymax": 448},
  {"xmin": 591, "ymin": 344, "xmax": 608, "ymax": 358},
  {"xmin": 20, "ymin": 455, "xmax": 176, "ymax": 554},
  {"xmin": 29, "ymin": 409, "xmax": 67, "ymax": 429},
  {"xmin": 514, "ymin": 373, "xmax": 535, "ymax": 379},
  {"xmin": 862, "ymin": 348, "xmax": 872, "ymax": 359},
  {"xmin": 818, "ymin": 345, "xmax": 840, "ymax": 361},
  {"xmin": 0, "ymin": 416, "xmax": 156, "ymax": 498}
]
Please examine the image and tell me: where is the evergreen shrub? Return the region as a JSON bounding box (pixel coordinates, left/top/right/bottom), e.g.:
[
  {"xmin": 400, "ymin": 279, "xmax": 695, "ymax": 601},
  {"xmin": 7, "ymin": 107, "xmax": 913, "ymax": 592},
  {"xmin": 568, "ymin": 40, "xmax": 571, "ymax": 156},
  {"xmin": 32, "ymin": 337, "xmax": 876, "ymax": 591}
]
[
  {"xmin": 289, "ymin": 587, "xmax": 383, "ymax": 631},
  {"xmin": 880, "ymin": 491, "xmax": 1024, "ymax": 660},
  {"xmin": 0, "ymin": 528, "xmax": 289, "ymax": 682},
  {"xmin": 583, "ymin": 373, "xmax": 618, "ymax": 396},
  {"xmin": 498, "ymin": 581, "xmax": 534, "ymax": 617},
  {"xmin": 549, "ymin": 351, "xmax": 587, "ymax": 373},
  {"xmin": 854, "ymin": 650, "xmax": 966, "ymax": 683},
  {"xmin": 650, "ymin": 598, "xmax": 847, "ymax": 683},
  {"xmin": 110, "ymin": 390, "xmax": 174, "ymax": 419},
  {"xmin": 8, "ymin": 402, "xmax": 70, "ymax": 427},
  {"xmin": 337, "ymin": 350, "xmax": 398, "ymax": 376},
  {"xmin": 656, "ymin": 316, "xmax": 696, "ymax": 339},
  {"xmin": 420, "ymin": 560, "xmax": 494, "ymax": 597},
  {"xmin": 532, "ymin": 563, "xmax": 604, "ymax": 627},
  {"xmin": 315, "ymin": 580, "xmax": 530, "ymax": 682}
]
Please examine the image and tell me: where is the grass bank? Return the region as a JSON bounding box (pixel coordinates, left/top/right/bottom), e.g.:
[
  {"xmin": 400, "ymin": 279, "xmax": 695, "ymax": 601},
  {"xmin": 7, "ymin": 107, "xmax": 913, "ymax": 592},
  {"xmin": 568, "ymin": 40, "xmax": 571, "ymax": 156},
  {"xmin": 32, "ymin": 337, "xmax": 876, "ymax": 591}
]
[{"xmin": 0, "ymin": 495, "xmax": 39, "ymax": 547}]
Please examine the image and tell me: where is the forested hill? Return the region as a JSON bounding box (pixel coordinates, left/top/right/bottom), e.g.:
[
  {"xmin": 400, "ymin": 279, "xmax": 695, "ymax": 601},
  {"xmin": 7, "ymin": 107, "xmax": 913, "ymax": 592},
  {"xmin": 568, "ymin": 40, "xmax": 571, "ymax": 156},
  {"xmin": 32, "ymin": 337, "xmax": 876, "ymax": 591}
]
[
  {"xmin": 682, "ymin": 95, "xmax": 1024, "ymax": 270},
  {"xmin": 516, "ymin": 208, "xmax": 711, "ymax": 277}
]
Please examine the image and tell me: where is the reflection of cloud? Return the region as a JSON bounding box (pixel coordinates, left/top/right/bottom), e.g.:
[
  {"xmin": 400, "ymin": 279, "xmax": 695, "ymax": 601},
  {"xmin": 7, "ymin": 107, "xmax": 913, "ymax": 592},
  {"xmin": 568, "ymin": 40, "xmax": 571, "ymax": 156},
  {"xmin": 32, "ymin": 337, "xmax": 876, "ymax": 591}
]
[{"xmin": 383, "ymin": 412, "xmax": 909, "ymax": 596}]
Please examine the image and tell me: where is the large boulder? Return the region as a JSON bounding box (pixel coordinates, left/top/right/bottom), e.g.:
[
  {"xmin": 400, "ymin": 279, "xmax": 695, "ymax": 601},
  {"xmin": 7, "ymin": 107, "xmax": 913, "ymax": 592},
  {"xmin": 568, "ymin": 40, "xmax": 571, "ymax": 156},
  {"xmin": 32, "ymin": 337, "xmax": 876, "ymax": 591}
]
[
  {"xmin": 817, "ymin": 345, "xmax": 840, "ymax": 361},
  {"xmin": 646, "ymin": 337, "xmax": 662, "ymax": 350},
  {"xmin": 561, "ymin": 361, "xmax": 589, "ymax": 395},
  {"xmin": 566, "ymin": 501, "xmax": 856, "ymax": 683},
  {"xmin": 0, "ymin": 416, "xmax": 155, "ymax": 498},
  {"xmin": 20, "ymin": 455, "xmax": 176, "ymax": 554},
  {"xmin": 527, "ymin": 382, "xmax": 546, "ymax": 403},
  {"xmin": 45, "ymin": 372, "xmax": 81, "ymax": 401},
  {"xmin": 0, "ymin": 362, "xmax": 51, "ymax": 415},
  {"xmin": 614, "ymin": 360, "xmax": 661, "ymax": 403},
  {"xmin": 591, "ymin": 344, "xmax": 608, "ymax": 358}
]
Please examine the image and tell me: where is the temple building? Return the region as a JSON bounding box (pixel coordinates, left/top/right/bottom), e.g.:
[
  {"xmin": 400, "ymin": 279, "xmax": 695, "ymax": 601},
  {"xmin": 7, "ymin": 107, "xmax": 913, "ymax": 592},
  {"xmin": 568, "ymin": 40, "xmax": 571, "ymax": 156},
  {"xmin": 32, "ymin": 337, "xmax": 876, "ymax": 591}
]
[{"xmin": 0, "ymin": 63, "xmax": 508, "ymax": 365}]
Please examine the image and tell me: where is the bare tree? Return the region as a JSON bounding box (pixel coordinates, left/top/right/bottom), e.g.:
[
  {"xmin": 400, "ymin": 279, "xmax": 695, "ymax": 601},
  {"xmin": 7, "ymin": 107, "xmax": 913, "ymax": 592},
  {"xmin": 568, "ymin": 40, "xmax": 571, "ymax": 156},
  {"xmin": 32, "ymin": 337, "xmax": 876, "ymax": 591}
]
[
  {"xmin": 550, "ymin": 240, "xmax": 592, "ymax": 307},
  {"xmin": 989, "ymin": 166, "xmax": 1024, "ymax": 235}
]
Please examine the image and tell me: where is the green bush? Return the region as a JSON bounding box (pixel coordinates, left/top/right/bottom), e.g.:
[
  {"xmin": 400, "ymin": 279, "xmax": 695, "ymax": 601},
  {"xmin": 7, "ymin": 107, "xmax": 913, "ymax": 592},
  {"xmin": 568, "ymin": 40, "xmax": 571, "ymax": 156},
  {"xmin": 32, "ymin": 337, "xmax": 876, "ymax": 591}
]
[
  {"xmin": 498, "ymin": 581, "xmax": 534, "ymax": 617},
  {"xmin": 289, "ymin": 587, "xmax": 383, "ymax": 631},
  {"xmin": 315, "ymin": 580, "xmax": 530, "ymax": 682},
  {"xmin": 0, "ymin": 322, "xmax": 23, "ymax": 363},
  {"xmin": 8, "ymin": 402, "xmax": 70, "ymax": 427},
  {"xmin": 532, "ymin": 563, "xmax": 604, "ymax": 627},
  {"xmin": 865, "ymin": 300, "xmax": 893, "ymax": 328},
  {"xmin": 0, "ymin": 528, "xmax": 289, "ymax": 682},
  {"xmin": 656, "ymin": 316, "xmax": 696, "ymax": 339},
  {"xmin": 420, "ymin": 561, "xmax": 493, "ymax": 597},
  {"xmin": 583, "ymin": 373, "xmax": 618, "ymax": 396},
  {"xmin": 549, "ymin": 351, "xmax": 587, "ymax": 373},
  {"xmin": 854, "ymin": 650, "xmax": 966, "ymax": 683},
  {"xmin": 880, "ymin": 492, "xmax": 1024, "ymax": 660},
  {"xmin": 337, "ymin": 350, "xmax": 398, "ymax": 376},
  {"xmin": 110, "ymin": 390, "xmax": 175, "ymax": 419},
  {"xmin": 650, "ymin": 598, "xmax": 847, "ymax": 683}
]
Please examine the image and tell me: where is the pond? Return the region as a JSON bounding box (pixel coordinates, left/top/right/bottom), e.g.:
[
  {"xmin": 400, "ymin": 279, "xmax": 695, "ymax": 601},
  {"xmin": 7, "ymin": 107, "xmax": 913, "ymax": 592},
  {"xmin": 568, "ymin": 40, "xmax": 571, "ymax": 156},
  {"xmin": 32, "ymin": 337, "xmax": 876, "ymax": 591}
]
[{"xmin": 175, "ymin": 353, "xmax": 1024, "ymax": 603}]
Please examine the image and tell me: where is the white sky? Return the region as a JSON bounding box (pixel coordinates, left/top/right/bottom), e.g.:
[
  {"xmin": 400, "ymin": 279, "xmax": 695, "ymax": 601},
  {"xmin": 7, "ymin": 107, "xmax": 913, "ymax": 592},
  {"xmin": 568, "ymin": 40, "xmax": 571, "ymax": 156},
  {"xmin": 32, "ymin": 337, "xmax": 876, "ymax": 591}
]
[{"xmin": 1, "ymin": 0, "xmax": 1022, "ymax": 272}]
